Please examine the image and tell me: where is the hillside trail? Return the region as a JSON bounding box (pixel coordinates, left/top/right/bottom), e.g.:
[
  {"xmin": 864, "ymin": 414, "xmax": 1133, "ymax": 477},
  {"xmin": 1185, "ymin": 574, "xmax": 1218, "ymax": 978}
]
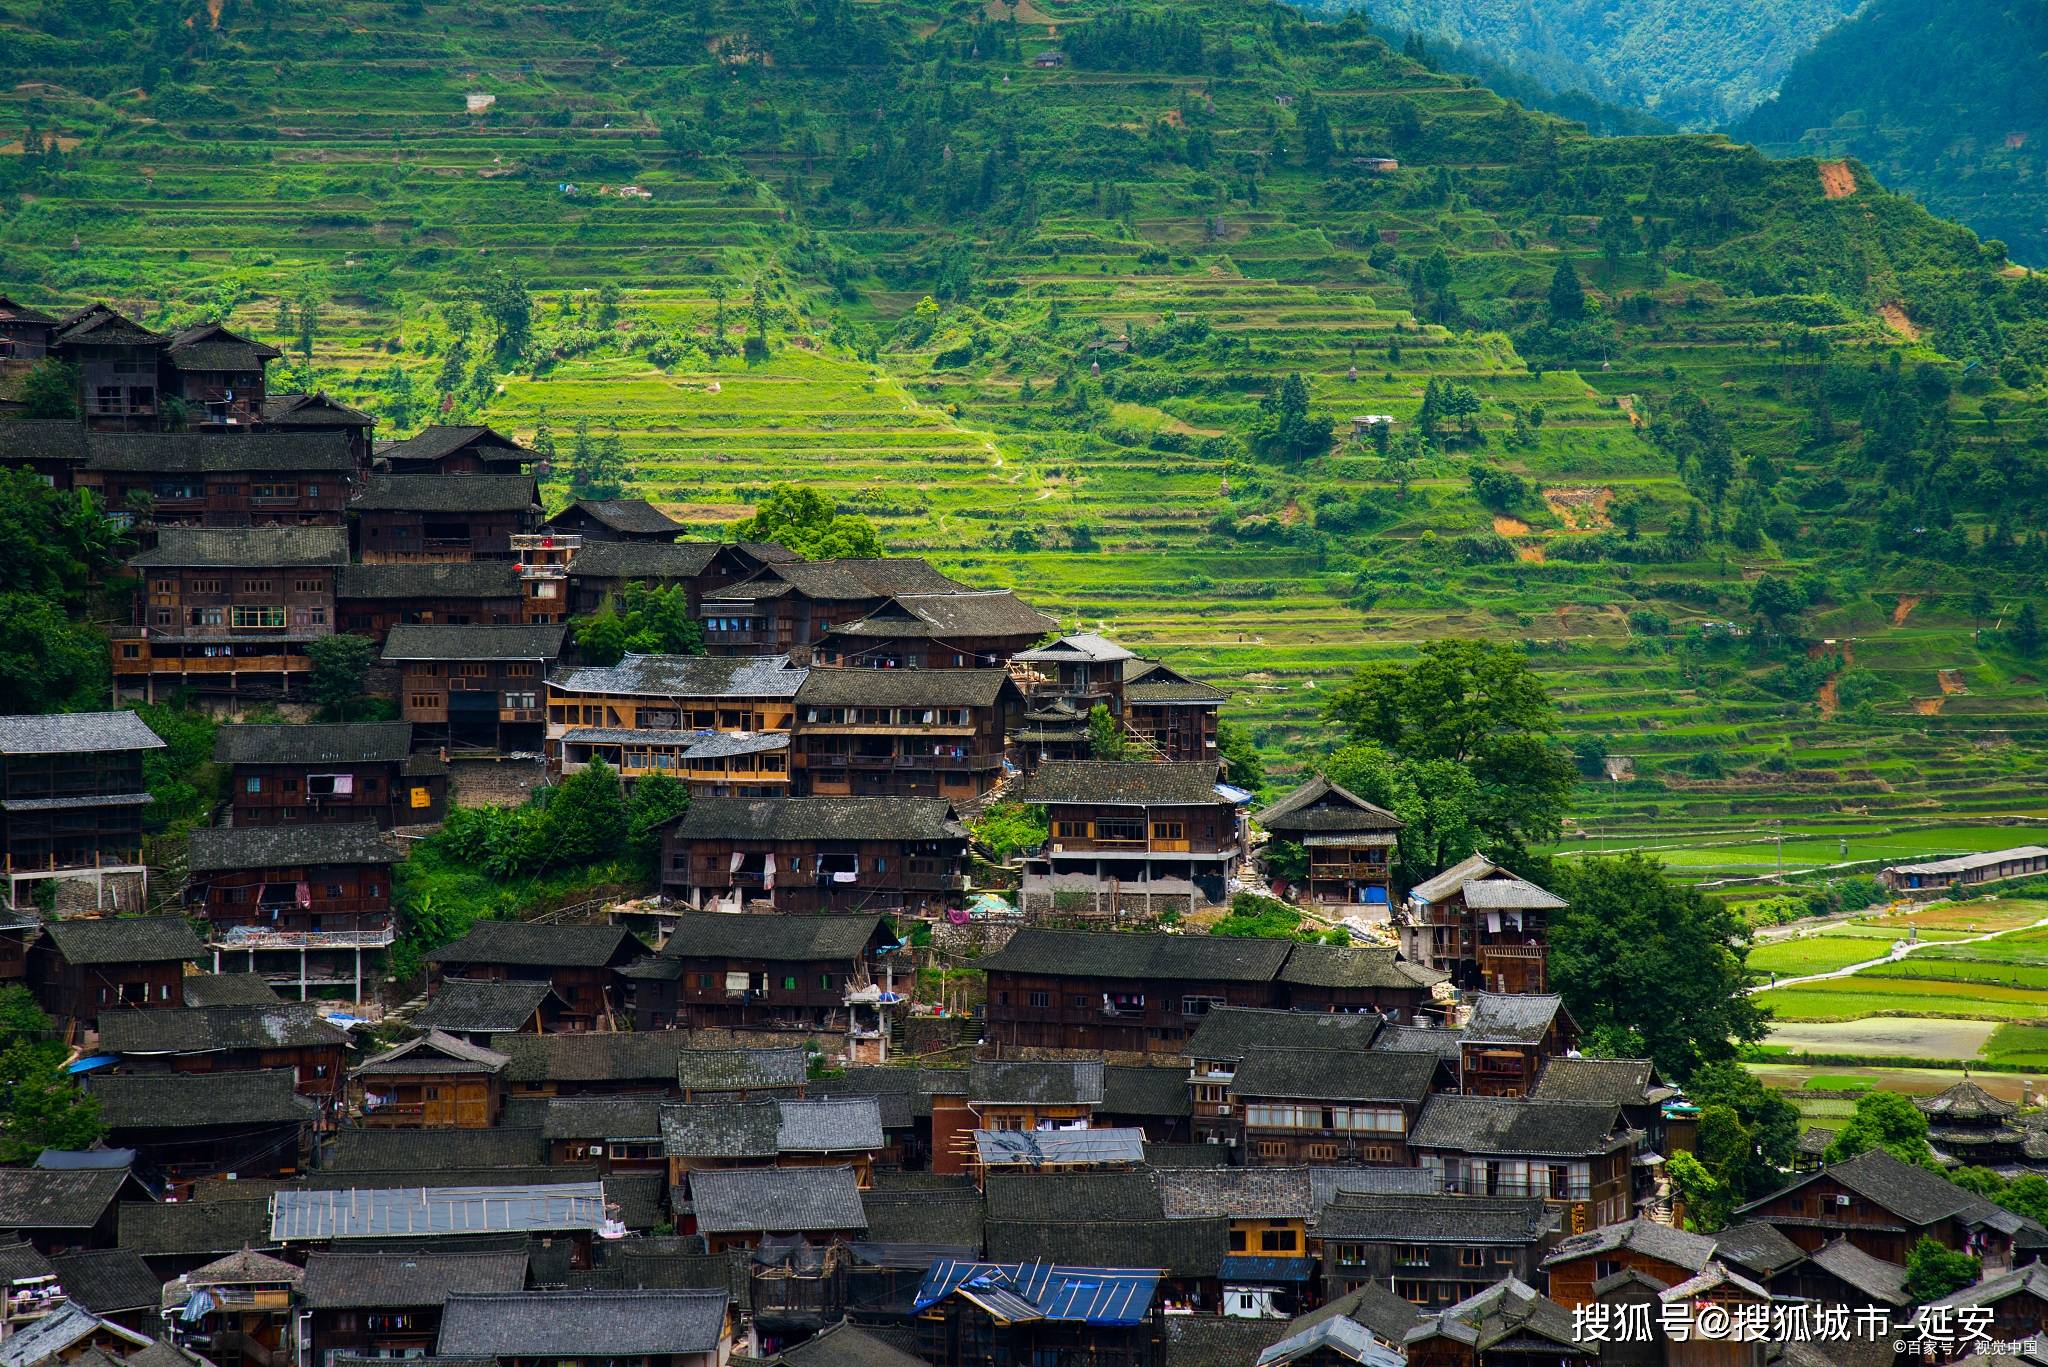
[{"xmin": 1749, "ymin": 915, "xmax": 2048, "ymax": 994}]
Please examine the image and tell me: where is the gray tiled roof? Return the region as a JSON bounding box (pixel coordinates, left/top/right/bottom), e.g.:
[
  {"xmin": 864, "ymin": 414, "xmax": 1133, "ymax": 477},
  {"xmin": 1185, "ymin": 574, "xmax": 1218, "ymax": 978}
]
[
  {"xmin": 1159, "ymin": 1169, "xmax": 1314, "ymax": 1221},
  {"xmin": 859, "ymin": 1186, "xmax": 986, "ymax": 1247},
  {"xmin": 985, "ymin": 1170, "xmax": 1163, "ymax": 1223},
  {"xmin": 551, "ymin": 653, "xmax": 804, "ymax": 699},
  {"xmin": 657, "ymin": 912, "xmax": 889, "ymax": 964},
  {"xmin": 429, "ymin": 920, "xmax": 643, "ymax": 968},
  {"xmin": 1229, "ymin": 1048, "xmax": 1438, "ymax": 1105},
  {"xmin": 1371, "ymin": 1023, "xmax": 1464, "ymax": 1063},
  {"xmin": 1317, "ymin": 1194, "xmax": 1555, "ymax": 1245},
  {"xmin": 412, "ymin": 978, "xmax": 559, "ymax": 1034},
  {"xmin": 1805, "ymin": 1236, "xmax": 1912, "ymax": 1306},
  {"xmin": 85, "ymin": 432, "xmax": 346, "ymax": 474},
  {"xmin": 436, "ymin": 1289, "xmax": 729, "ymax": 1356},
  {"xmin": 687, "ymin": 1166, "xmax": 866, "ymax": 1235},
  {"xmin": 0, "ymin": 1169, "xmax": 134, "ymax": 1233},
  {"xmin": 117, "ymin": 1199, "xmax": 271, "ymax": 1257},
  {"xmin": 1256, "ymin": 776, "xmax": 1404, "ymax": 835},
  {"xmin": 826, "ymin": 590, "xmax": 1054, "ymax": 640},
  {"xmin": 978, "ymin": 928, "xmax": 1294, "ymax": 984},
  {"xmin": 1186, "ymin": 1007, "xmax": 1384, "ymax": 1060},
  {"xmin": 1738, "ymin": 1146, "xmax": 1999, "ymax": 1229},
  {"xmin": 337, "ymin": 561, "xmax": 522, "ymax": 601},
  {"xmin": 300, "ymin": 1249, "xmax": 529, "ymax": 1309},
  {"xmin": 381, "ymin": 623, "xmax": 565, "ymax": 662},
  {"xmin": 985, "ymin": 1215, "xmax": 1228, "ymax": 1279},
  {"xmin": 97, "ymin": 1004, "xmax": 347, "ymax": 1056},
  {"xmin": 553, "ymin": 499, "xmax": 686, "ymax": 536},
  {"xmin": 1277, "ymin": 944, "xmax": 1446, "ymax": 991},
  {"xmin": 355, "ymin": 1031, "xmax": 509, "ymax": 1077},
  {"xmin": 1531, "ymin": 1058, "xmax": 1672, "ymax": 1107},
  {"xmin": 127, "ymin": 526, "xmax": 347, "ymax": 569},
  {"xmin": 45, "ymin": 1249, "xmax": 161, "ymax": 1314},
  {"xmin": 377, "ymin": 425, "xmax": 528, "ymax": 465},
  {"xmin": 1407, "ymin": 1276, "xmax": 1583, "ymax": 1355},
  {"xmin": 776, "ymin": 1098, "xmax": 886, "ymax": 1152},
  {"xmin": 0, "ymin": 1240, "xmax": 55, "ymax": 1285},
  {"xmin": 186, "ymin": 822, "xmax": 399, "ymax": 873},
  {"xmin": 272, "ymin": 1182, "xmax": 605, "ymax": 1241},
  {"xmin": 1542, "ymin": 1216, "xmax": 1717, "ymax": 1272},
  {"xmin": 41, "ymin": 917, "xmax": 204, "ymax": 966},
  {"xmin": 808, "ymin": 1067, "xmax": 920, "ymax": 1128},
  {"xmin": 717, "ymin": 558, "xmax": 964, "ymax": 603},
  {"xmin": 676, "ymin": 1047, "xmax": 809, "ymax": 1093},
  {"xmin": 1021, "ymin": 761, "xmax": 1229, "ymax": 807},
  {"xmin": 1916, "ymin": 1080, "xmax": 2018, "ymax": 1121},
  {"xmin": 1163, "ymin": 1316, "xmax": 1290, "ymax": 1367},
  {"xmin": 213, "ymin": 721, "xmax": 412, "ymax": 766},
  {"xmin": 969, "ymin": 1060, "xmax": 1104, "ymax": 1106},
  {"xmin": 543, "ymin": 1098, "xmax": 664, "ymax": 1142},
  {"xmin": 0, "ymin": 712, "xmax": 164, "ymax": 756},
  {"xmin": 354, "ymin": 473, "xmax": 535, "ymax": 513},
  {"xmin": 564, "ymin": 541, "xmax": 725, "ymax": 581},
  {"xmin": 1308, "ymin": 1167, "xmax": 1440, "ymax": 1210},
  {"xmin": 1102, "ymin": 1065, "xmax": 1193, "ymax": 1119},
  {"xmin": 1462, "ymin": 992, "xmax": 1565, "ymax": 1045},
  {"xmin": 776, "ymin": 1321, "xmax": 926, "ymax": 1367},
  {"xmin": 670, "ymin": 798, "xmax": 961, "ymax": 844},
  {"xmin": 1288, "ymin": 1281, "xmax": 1431, "ymax": 1347},
  {"xmin": 1709, "ymin": 1221, "xmax": 1807, "ymax": 1278},
  {"xmin": 491, "ymin": 1032, "xmax": 695, "ymax": 1085},
  {"xmin": 326, "ymin": 1126, "xmax": 546, "ymax": 1171},
  {"xmin": 177, "ymin": 973, "xmax": 283, "ymax": 1007},
  {"xmin": 261, "ymin": 391, "xmax": 375, "ymax": 427},
  {"xmin": 85, "ymin": 1070, "xmax": 316, "ymax": 1129},
  {"xmin": 795, "ymin": 667, "xmax": 1012, "ymax": 708},
  {"xmin": 1408, "ymin": 1096, "xmax": 1625, "ymax": 1158}
]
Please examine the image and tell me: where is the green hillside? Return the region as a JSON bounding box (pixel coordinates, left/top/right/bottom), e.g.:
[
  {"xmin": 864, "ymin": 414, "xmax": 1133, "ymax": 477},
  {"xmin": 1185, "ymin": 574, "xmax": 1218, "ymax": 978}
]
[
  {"xmin": 1295, "ymin": 0, "xmax": 1861, "ymax": 129},
  {"xmin": 3, "ymin": 0, "xmax": 2048, "ymax": 860},
  {"xmin": 1737, "ymin": 0, "xmax": 2048, "ymax": 267}
]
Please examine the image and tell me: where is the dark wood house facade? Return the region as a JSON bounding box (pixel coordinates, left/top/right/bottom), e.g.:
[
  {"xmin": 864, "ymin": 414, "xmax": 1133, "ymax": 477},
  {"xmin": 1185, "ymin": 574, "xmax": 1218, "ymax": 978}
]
[
  {"xmin": 28, "ymin": 915, "xmax": 204, "ymax": 1035},
  {"xmin": 117, "ymin": 526, "xmax": 348, "ymax": 702},
  {"xmin": 624, "ymin": 911, "xmax": 898, "ymax": 1032},
  {"xmin": 336, "ymin": 561, "xmax": 528, "ymax": 642},
  {"xmin": 1256, "ymin": 776, "xmax": 1404, "ymax": 913},
  {"xmin": 215, "ymin": 720, "xmax": 442, "ymax": 829},
  {"xmin": 1122, "ymin": 659, "xmax": 1225, "ymax": 765},
  {"xmin": 184, "ymin": 822, "xmax": 401, "ymax": 1002},
  {"xmin": 657, "ymin": 796, "xmax": 966, "ymax": 916},
  {"xmin": 0, "ymin": 711, "xmax": 164, "ymax": 915},
  {"xmin": 426, "ymin": 921, "xmax": 647, "ymax": 1032},
  {"xmin": 1020, "ymin": 761, "xmax": 1243, "ymax": 911},
  {"xmin": 382, "ymin": 623, "xmax": 566, "ymax": 753},
  {"xmin": 544, "ymin": 498, "xmax": 686, "ymax": 543},
  {"xmin": 793, "ymin": 668, "xmax": 1019, "ymax": 802},
  {"xmin": 76, "ymin": 431, "xmax": 353, "ymax": 528},
  {"xmin": 1400, "ymin": 854, "xmax": 1565, "ymax": 996},
  {"xmin": 352, "ymin": 473, "xmax": 538, "ymax": 562}
]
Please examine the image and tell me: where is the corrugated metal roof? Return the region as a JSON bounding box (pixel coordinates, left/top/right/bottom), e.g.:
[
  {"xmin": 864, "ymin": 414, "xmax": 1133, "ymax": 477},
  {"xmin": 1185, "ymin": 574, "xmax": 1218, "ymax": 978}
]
[{"xmin": 269, "ymin": 1182, "xmax": 605, "ymax": 1241}]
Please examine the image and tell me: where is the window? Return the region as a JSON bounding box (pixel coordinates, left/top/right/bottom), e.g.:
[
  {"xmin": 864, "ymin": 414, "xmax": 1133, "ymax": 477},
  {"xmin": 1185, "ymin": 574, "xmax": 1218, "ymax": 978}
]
[
  {"xmin": 818, "ymin": 973, "xmax": 833, "ymax": 990},
  {"xmin": 1181, "ymin": 995, "xmax": 1223, "ymax": 1017},
  {"xmin": 1396, "ymin": 1245, "xmax": 1429, "ymax": 1268},
  {"xmin": 782, "ymin": 976, "xmax": 797, "ymax": 990},
  {"xmin": 254, "ymin": 483, "xmax": 298, "ymax": 500},
  {"xmin": 245, "ymin": 777, "xmax": 263, "ymax": 794},
  {"xmin": 1027, "ymin": 991, "xmax": 1050, "ymax": 1009},
  {"xmin": 243, "ymin": 578, "xmax": 274, "ymax": 594},
  {"xmin": 1259, "ymin": 1228, "xmax": 1296, "ymax": 1253},
  {"xmin": 231, "ymin": 605, "xmax": 287, "ymax": 629},
  {"xmin": 1307, "ymin": 1143, "xmax": 1339, "ymax": 1161},
  {"xmin": 1053, "ymin": 819, "xmax": 1088, "ymax": 840},
  {"xmin": 1460, "ymin": 1247, "xmax": 1484, "ymax": 1268},
  {"xmin": 1228, "ymin": 1228, "xmax": 1247, "ymax": 1253},
  {"xmin": 1152, "ymin": 821, "xmax": 1185, "ymax": 841},
  {"xmin": 1255, "ymin": 1141, "xmax": 1286, "ymax": 1160},
  {"xmin": 1395, "ymin": 1280, "xmax": 1430, "ymax": 1305},
  {"xmin": 293, "ymin": 578, "xmax": 323, "ymax": 594}
]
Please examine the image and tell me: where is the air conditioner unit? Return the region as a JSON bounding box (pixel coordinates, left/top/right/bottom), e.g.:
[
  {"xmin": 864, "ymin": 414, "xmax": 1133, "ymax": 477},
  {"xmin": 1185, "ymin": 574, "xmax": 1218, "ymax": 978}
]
[
  {"xmin": 1834, "ymin": 1194, "xmax": 1851, "ymax": 1207},
  {"xmin": 589, "ymin": 1145, "xmax": 605, "ymax": 1156}
]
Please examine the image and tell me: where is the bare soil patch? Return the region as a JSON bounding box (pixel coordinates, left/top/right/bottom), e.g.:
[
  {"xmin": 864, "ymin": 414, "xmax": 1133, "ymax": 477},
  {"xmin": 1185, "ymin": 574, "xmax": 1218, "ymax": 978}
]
[
  {"xmin": 1819, "ymin": 160, "xmax": 1857, "ymax": 199},
  {"xmin": 1768, "ymin": 1016, "xmax": 1998, "ymax": 1060},
  {"xmin": 1491, "ymin": 515, "xmax": 1531, "ymax": 536},
  {"xmin": 1879, "ymin": 303, "xmax": 1921, "ymax": 341},
  {"xmin": 1819, "ymin": 674, "xmax": 1840, "ymax": 720},
  {"xmin": 1892, "ymin": 594, "xmax": 1921, "ymax": 626},
  {"xmin": 1543, "ymin": 486, "xmax": 1611, "ymax": 530},
  {"xmin": 1939, "ymin": 669, "xmax": 1967, "ymax": 695},
  {"xmin": 1913, "ymin": 697, "xmax": 1945, "ymax": 716}
]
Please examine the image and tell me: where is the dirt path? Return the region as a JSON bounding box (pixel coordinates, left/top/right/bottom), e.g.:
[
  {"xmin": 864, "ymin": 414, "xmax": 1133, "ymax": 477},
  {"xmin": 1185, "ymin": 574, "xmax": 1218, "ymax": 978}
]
[
  {"xmin": 1892, "ymin": 595, "xmax": 1921, "ymax": 626},
  {"xmin": 1751, "ymin": 915, "xmax": 2048, "ymax": 994},
  {"xmin": 1819, "ymin": 161, "xmax": 1857, "ymax": 199},
  {"xmin": 1880, "ymin": 303, "xmax": 1921, "ymax": 341}
]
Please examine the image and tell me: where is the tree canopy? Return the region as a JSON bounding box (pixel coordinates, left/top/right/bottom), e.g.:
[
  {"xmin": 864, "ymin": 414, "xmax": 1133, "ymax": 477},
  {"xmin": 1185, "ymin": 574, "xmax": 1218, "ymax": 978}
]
[
  {"xmin": 1548, "ymin": 853, "xmax": 1769, "ymax": 1079},
  {"xmin": 1323, "ymin": 640, "xmax": 1575, "ymax": 868},
  {"xmin": 729, "ymin": 483, "xmax": 884, "ymax": 559}
]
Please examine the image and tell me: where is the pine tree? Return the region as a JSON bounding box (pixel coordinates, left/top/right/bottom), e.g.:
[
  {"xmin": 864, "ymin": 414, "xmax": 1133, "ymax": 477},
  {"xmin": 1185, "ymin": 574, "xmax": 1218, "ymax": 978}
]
[{"xmin": 1548, "ymin": 259, "xmax": 1585, "ymax": 321}]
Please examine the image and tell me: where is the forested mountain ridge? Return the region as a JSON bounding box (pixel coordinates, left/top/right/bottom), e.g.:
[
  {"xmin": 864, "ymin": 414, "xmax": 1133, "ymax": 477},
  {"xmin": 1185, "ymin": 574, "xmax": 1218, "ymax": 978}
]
[
  {"xmin": 1293, "ymin": 0, "xmax": 1862, "ymax": 129},
  {"xmin": 1736, "ymin": 0, "xmax": 2048, "ymax": 266},
  {"xmin": 2, "ymin": 0, "xmax": 2047, "ymax": 843}
]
